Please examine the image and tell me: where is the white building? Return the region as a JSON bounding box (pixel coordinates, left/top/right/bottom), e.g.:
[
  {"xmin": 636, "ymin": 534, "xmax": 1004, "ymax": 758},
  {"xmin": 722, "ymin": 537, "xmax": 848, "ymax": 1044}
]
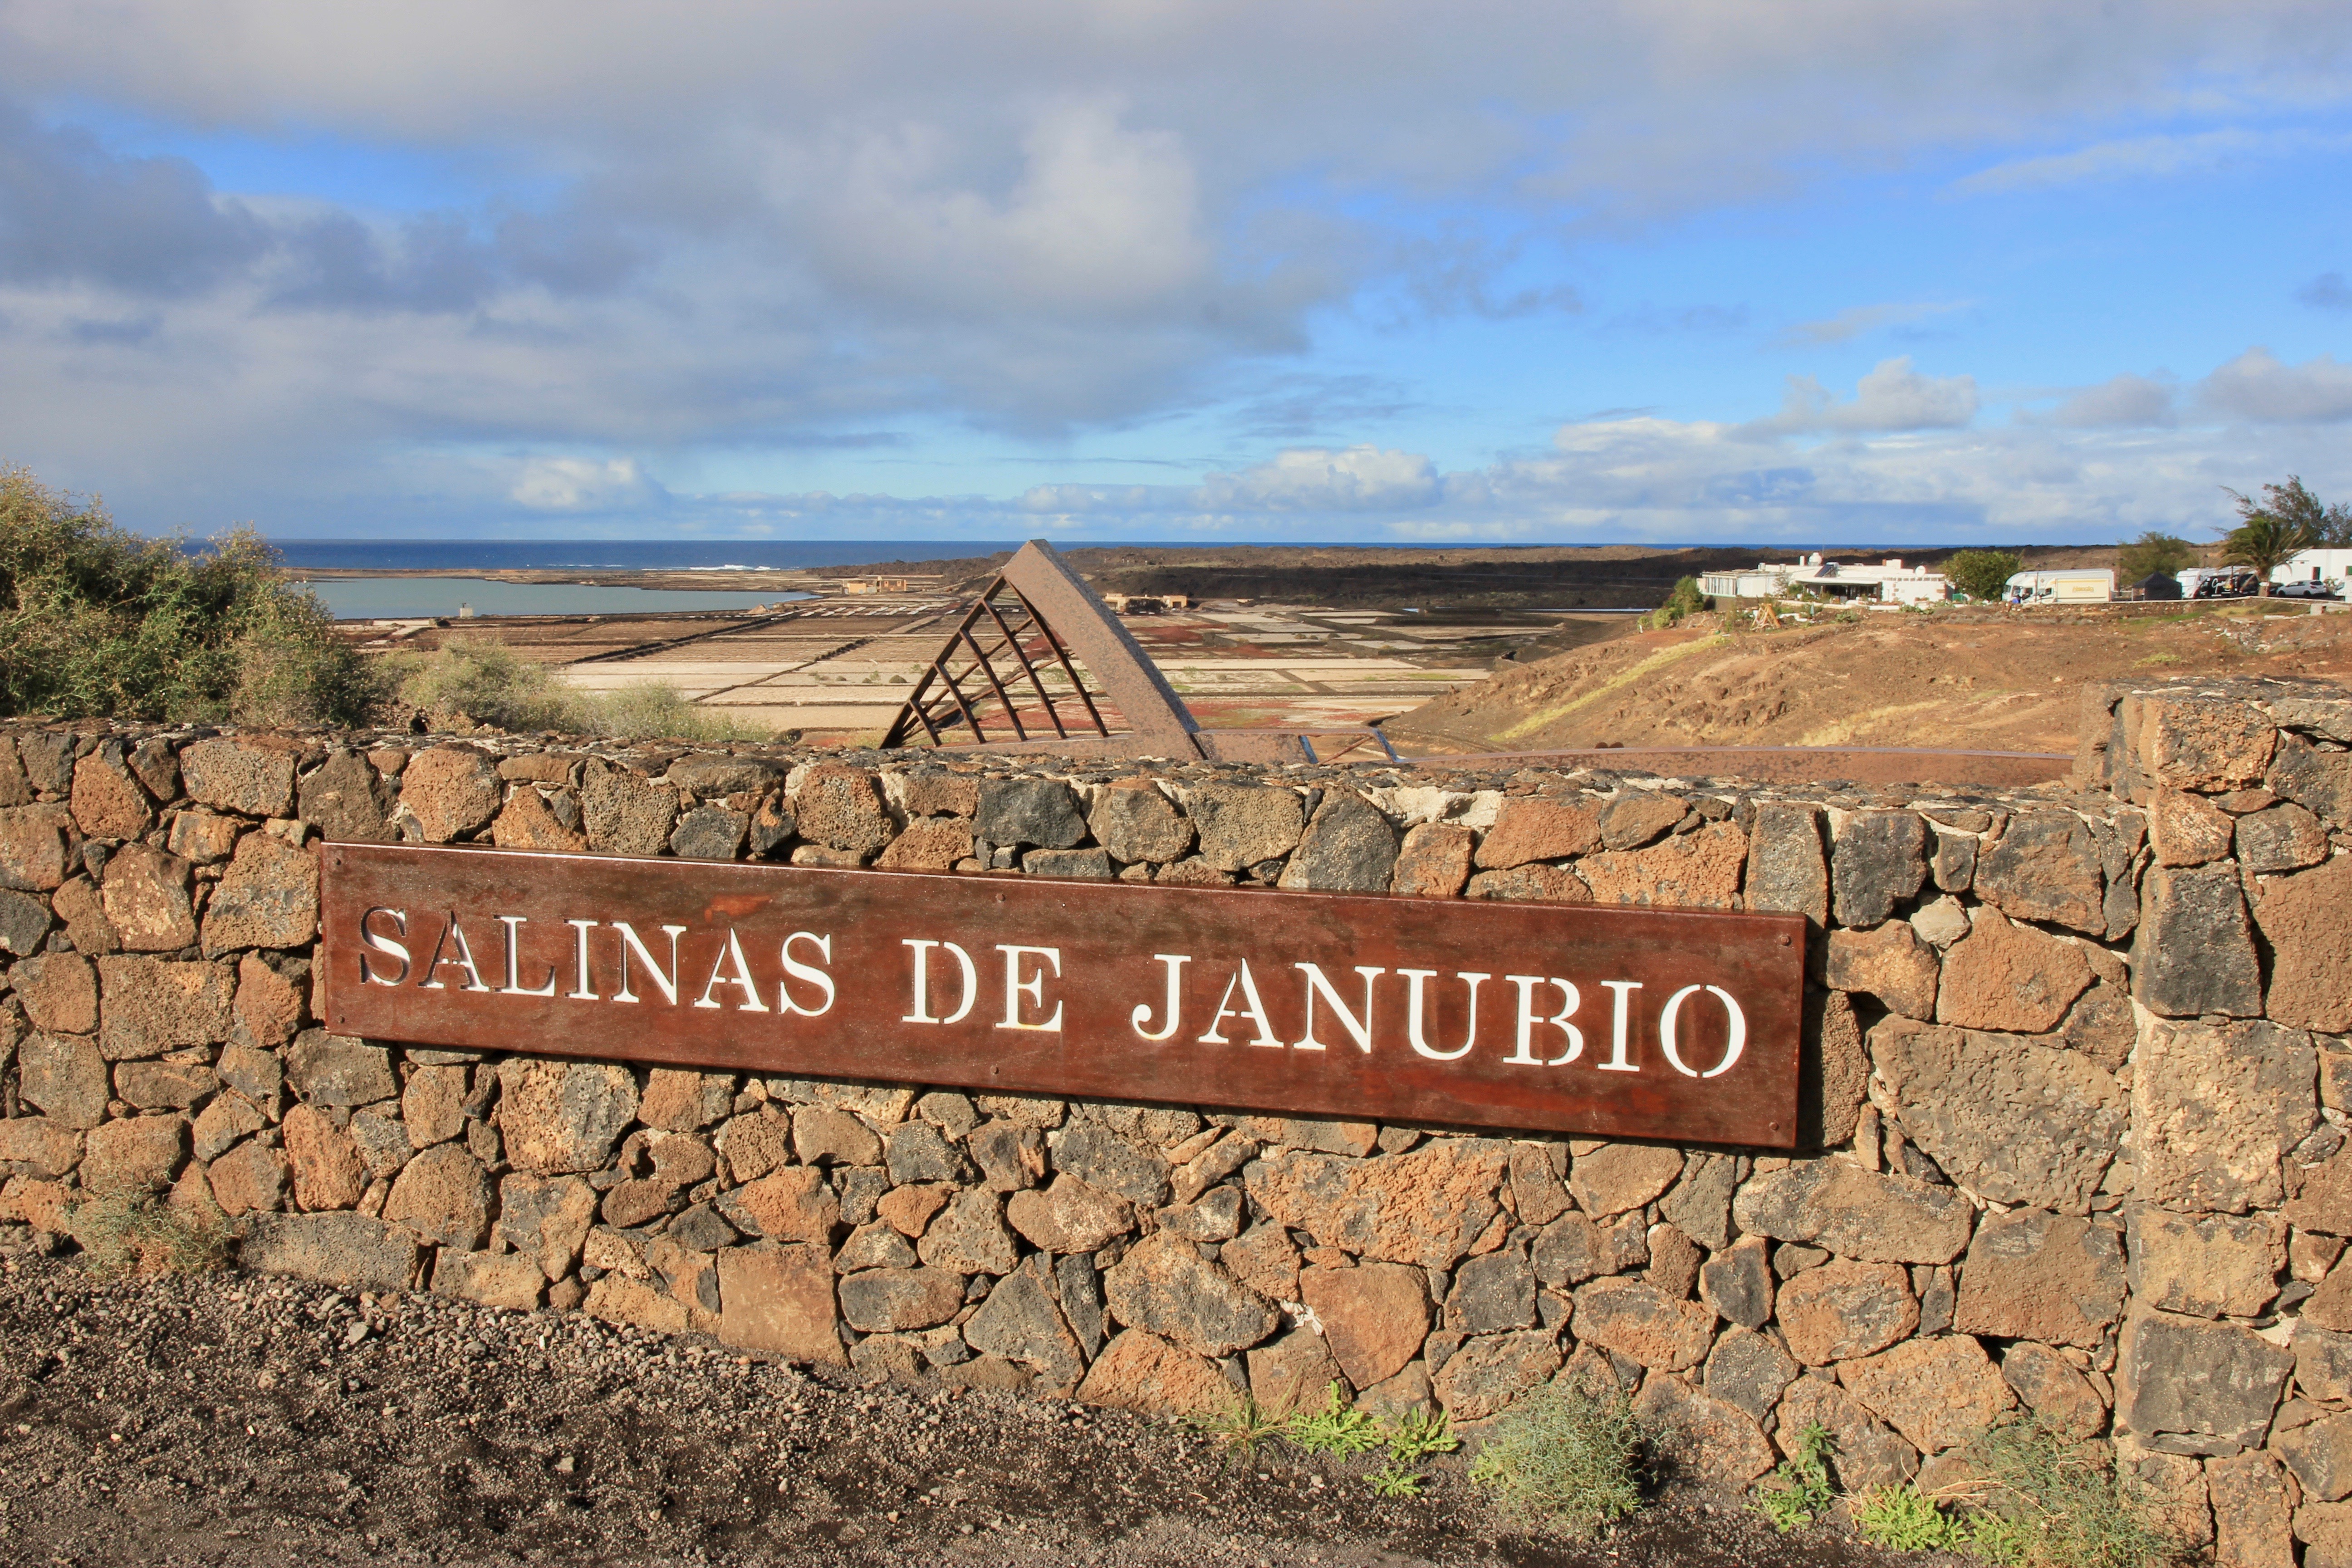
[
  {"xmin": 1698, "ymin": 554, "xmax": 1950, "ymax": 604},
  {"xmin": 2273, "ymin": 549, "xmax": 2352, "ymax": 591},
  {"xmin": 2004, "ymin": 568, "xmax": 2115, "ymax": 605}
]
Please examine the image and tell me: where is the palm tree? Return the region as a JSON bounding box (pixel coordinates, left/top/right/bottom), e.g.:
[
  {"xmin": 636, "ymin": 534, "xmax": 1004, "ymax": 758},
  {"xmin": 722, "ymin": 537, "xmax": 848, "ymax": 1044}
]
[{"xmin": 2221, "ymin": 484, "xmax": 2320, "ymax": 596}]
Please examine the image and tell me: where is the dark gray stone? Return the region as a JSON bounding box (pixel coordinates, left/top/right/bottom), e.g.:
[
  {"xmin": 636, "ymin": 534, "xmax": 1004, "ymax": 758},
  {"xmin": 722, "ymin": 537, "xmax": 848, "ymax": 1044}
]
[
  {"xmin": 748, "ymin": 796, "xmax": 795, "ymax": 858},
  {"xmin": 240, "ymin": 1211, "xmax": 422, "ymax": 1291},
  {"xmin": 975, "ymin": 778, "xmax": 1087, "ymax": 850},
  {"xmin": 0, "ymin": 888, "xmax": 51, "ymax": 956},
  {"xmin": 2117, "ymin": 1307, "xmax": 2293, "ymax": 1456},
  {"xmin": 1023, "ymin": 847, "xmax": 1112, "ymax": 878},
  {"xmin": 1056, "ymin": 1252, "xmax": 1107, "ymax": 1358},
  {"xmin": 884, "ymin": 1120, "xmax": 973, "ymax": 1185},
  {"xmin": 2270, "ymin": 732, "xmax": 2352, "ymax": 830},
  {"xmin": 15, "ymin": 731, "xmax": 76, "ymax": 795},
  {"xmin": 668, "ymin": 805, "xmax": 748, "ymax": 861},
  {"xmin": 836, "ymin": 1266, "xmax": 966, "ymax": 1333},
  {"xmin": 1831, "ymin": 811, "xmax": 1928, "ymax": 928},
  {"xmin": 2237, "ymin": 802, "xmax": 2330, "ymax": 874},
  {"xmin": 127, "ymin": 737, "xmax": 179, "ymax": 802},
  {"xmin": 1102, "ymin": 1230, "xmax": 1278, "ymax": 1358},
  {"xmin": 1732, "ymin": 1161, "xmax": 1973, "ymax": 1264},
  {"xmin": 668, "ymin": 1202, "xmax": 738, "ymax": 1252},
  {"xmin": 961, "ymin": 1259, "xmax": 1084, "ymax": 1386},
  {"xmin": 1047, "ymin": 1122, "xmax": 1171, "ymax": 1207},
  {"xmin": 1975, "ymin": 811, "xmax": 2107, "ymax": 935},
  {"xmin": 2133, "ymin": 862, "xmax": 2262, "ymax": 1018},
  {"xmin": 1598, "ymin": 792, "xmax": 1685, "ymax": 851},
  {"xmin": 284, "ymin": 1029, "xmax": 397, "ymax": 1107},
  {"xmin": 666, "ymin": 754, "xmax": 784, "ymax": 798},
  {"xmin": 1703, "ymin": 1325, "xmax": 1799, "ymax": 1424},
  {"xmin": 969, "ymin": 1119, "xmax": 1046, "ymax": 1192},
  {"xmin": 580, "ymin": 762, "xmax": 678, "ymax": 857},
  {"xmin": 1088, "ymin": 783, "xmax": 1192, "ymax": 864},
  {"xmin": 298, "ymin": 751, "xmax": 392, "ymax": 843},
  {"xmin": 1870, "ymin": 1019, "xmax": 2126, "ymax": 1213},
  {"xmin": 1699, "ymin": 1238, "xmax": 1774, "ymax": 1329},
  {"xmin": 1929, "ymin": 829, "xmax": 1976, "ymax": 893},
  {"xmin": 1744, "ymin": 803, "xmax": 1828, "ymax": 926},
  {"xmin": 1532, "ymin": 1212, "xmax": 1615, "ymax": 1287},
  {"xmin": 1276, "ymin": 791, "xmax": 1400, "ymax": 893},
  {"xmin": 1661, "ymin": 1152, "xmax": 1738, "ymax": 1251},
  {"xmin": 1447, "ymin": 1250, "xmax": 1537, "ymax": 1333}
]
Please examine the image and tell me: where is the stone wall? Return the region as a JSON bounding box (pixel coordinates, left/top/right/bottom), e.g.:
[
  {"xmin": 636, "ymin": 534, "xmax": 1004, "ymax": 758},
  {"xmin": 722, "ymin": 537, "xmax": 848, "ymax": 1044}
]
[{"xmin": 0, "ymin": 681, "xmax": 2348, "ymax": 1558}]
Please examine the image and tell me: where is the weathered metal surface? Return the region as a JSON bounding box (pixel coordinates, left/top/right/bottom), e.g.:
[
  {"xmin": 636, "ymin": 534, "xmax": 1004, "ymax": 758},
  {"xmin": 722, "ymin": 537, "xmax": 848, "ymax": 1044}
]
[
  {"xmin": 321, "ymin": 844, "xmax": 1805, "ymax": 1147},
  {"xmin": 883, "ymin": 539, "xmax": 1200, "ymax": 752}
]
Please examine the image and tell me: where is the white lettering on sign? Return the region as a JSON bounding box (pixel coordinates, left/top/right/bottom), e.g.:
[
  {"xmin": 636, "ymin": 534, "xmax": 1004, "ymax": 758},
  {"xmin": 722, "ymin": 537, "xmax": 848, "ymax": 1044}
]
[
  {"xmin": 1132, "ymin": 954, "xmax": 1191, "ymax": 1043},
  {"xmin": 1199, "ymin": 960, "xmax": 1282, "ymax": 1048},
  {"xmin": 1504, "ymin": 976, "xmax": 1583, "ymax": 1066},
  {"xmin": 361, "ymin": 907, "xmax": 411, "ymax": 985},
  {"xmin": 902, "ymin": 939, "xmax": 978, "ymax": 1025},
  {"xmin": 1660, "ymin": 983, "xmax": 1747, "ymax": 1078},
  {"xmin": 778, "ymin": 932, "xmax": 836, "ymax": 1017},
  {"xmin": 1398, "ymin": 969, "xmax": 1485, "ymax": 1061},
  {"xmin": 339, "ymin": 909, "xmax": 1761, "ymax": 1084},
  {"xmin": 996, "ymin": 945, "xmax": 1064, "ymax": 1032}
]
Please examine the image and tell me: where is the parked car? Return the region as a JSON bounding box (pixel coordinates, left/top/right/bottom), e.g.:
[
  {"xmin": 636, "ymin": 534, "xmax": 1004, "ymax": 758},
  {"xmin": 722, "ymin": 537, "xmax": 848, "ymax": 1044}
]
[{"xmin": 2274, "ymin": 579, "xmax": 2342, "ymax": 600}]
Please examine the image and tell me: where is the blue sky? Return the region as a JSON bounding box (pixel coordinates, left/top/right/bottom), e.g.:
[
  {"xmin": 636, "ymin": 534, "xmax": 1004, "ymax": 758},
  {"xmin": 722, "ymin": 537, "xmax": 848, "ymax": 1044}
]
[{"xmin": 2, "ymin": 2, "xmax": 2349, "ymax": 547}]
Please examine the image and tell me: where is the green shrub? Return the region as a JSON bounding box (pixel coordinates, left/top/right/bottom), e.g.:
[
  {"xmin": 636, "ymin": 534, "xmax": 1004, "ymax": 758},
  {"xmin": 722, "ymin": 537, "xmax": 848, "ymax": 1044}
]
[
  {"xmin": 1367, "ymin": 1406, "xmax": 1460, "ymax": 1498},
  {"xmin": 1468, "ymin": 1381, "xmax": 1644, "ymax": 1539},
  {"xmin": 1851, "ymin": 1421, "xmax": 2172, "ymax": 1568},
  {"xmin": 0, "ymin": 465, "xmax": 380, "ymax": 724},
  {"xmin": 1646, "ymin": 576, "xmax": 1709, "ymax": 629},
  {"xmin": 2114, "ymin": 531, "xmax": 2197, "ymax": 585},
  {"xmin": 390, "ymin": 639, "xmax": 744, "ymax": 742},
  {"xmin": 1942, "ymin": 549, "xmax": 2023, "ymax": 603},
  {"xmin": 588, "ymin": 679, "xmax": 745, "ymax": 744}
]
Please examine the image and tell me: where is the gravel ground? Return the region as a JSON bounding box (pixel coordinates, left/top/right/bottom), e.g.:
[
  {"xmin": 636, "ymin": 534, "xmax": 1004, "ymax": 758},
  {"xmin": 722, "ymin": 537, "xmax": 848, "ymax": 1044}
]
[{"xmin": 0, "ymin": 1245, "xmax": 1922, "ymax": 1568}]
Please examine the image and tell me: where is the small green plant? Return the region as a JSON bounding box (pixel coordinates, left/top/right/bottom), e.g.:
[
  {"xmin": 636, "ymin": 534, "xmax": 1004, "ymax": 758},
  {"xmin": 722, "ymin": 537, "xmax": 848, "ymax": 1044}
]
[
  {"xmin": 1193, "ymin": 1394, "xmax": 1285, "ymax": 1457},
  {"xmin": 66, "ymin": 1191, "xmax": 232, "ymax": 1277},
  {"xmin": 1366, "ymin": 1406, "xmax": 1460, "ymax": 1498},
  {"xmin": 1467, "ymin": 1381, "xmax": 1644, "ymax": 1540},
  {"xmin": 1754, "ymin": 1421, "xmax": 1836, "ymax": 1533},
  {"xmin": 1852, "ymin": 1484, "xmax": 1972, "ymax": 1553},
  {"xmin": 1286, "ymin": 1381, "xmax": 1383, "ymax": 1455}
]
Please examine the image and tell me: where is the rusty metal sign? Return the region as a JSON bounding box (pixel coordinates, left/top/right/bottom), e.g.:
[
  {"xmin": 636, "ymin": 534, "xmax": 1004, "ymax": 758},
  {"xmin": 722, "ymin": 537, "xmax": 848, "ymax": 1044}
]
[{"xmin": 319, "ymin": 844, "xmax": 1805, "ymax": 1147}]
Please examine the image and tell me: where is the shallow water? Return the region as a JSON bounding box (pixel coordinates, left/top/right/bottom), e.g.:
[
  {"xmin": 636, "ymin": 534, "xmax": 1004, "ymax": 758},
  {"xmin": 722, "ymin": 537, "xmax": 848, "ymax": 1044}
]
[{"xmin": 302, "ymin": 577, "xmax": 813, "ymax": 620}]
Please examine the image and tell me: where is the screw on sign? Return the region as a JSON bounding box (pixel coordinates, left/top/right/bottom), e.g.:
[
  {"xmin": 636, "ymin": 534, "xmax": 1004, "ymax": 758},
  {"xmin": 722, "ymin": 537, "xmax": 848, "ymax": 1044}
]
[{"xmin": 322, "ymin": 844, "xmax": 1804, "ymax": 1147}]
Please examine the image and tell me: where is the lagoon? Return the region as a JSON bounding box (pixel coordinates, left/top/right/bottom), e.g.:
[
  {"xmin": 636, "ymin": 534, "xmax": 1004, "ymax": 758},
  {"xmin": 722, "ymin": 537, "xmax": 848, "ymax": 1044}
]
[{"xmin": 301, "ymin": 577, "xmax": 814, "ymax": 621}]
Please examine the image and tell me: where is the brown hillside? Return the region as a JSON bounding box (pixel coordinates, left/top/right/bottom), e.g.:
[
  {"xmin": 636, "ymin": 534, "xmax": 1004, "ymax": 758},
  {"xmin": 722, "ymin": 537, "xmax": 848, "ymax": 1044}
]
[{"xmin": 1386, "ymin": 603, "xmax": 2352, "ymax": 756}]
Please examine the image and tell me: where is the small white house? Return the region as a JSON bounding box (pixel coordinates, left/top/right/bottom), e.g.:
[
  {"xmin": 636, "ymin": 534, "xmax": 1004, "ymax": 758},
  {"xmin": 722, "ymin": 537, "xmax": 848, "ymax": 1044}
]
[
  {"xmin": 1699, "ymin": 554, "xmax": 1950, "ymax": 604},
  {"xmin": 2005, "ymin": 569, "xmax": 2115, "ymax": 605},
  {"xmin": 2273, "ymin": 549, "xmax": 2352, "ymax": 590}
]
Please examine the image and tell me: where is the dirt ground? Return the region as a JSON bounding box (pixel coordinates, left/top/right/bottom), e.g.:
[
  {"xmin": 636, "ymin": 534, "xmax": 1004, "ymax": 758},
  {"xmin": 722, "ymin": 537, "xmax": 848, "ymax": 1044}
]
[
  {"xmin": 1387, "ymin": 602, "xmax": 2352, "ymax": 756},
  {"xmin": 0, "ymin": 1247, "xmax": 1943, "ymax": 1568}
]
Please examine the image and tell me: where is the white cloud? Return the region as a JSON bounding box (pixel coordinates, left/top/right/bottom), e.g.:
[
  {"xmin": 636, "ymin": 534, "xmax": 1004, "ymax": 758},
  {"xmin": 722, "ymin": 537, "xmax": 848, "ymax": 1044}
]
[
  {"xmin": 1745, "ymin": 357, "xmax": 1979, "ymax": 436},
  {"xmin": 510, "ymin": 457, "xmax": 667, "ymax": 511},
  {"xmin": 2200, "ymin": 348, "xmax": 2352, "ymax": 423},
  {"xmin": 1194, "ymin": 446, "xmax": 1441, "ymax": 511},
  {"xmin": 1774, "ymin": 300, "xmax": 1967, "ymax": 348},
  {"xmin": 1949, "ymin": 128, "xmax": 2349, "ymax": 194},
  {"xmin": 2047, "ymin": 372, "xmax": 2177, "ymax": 428}
]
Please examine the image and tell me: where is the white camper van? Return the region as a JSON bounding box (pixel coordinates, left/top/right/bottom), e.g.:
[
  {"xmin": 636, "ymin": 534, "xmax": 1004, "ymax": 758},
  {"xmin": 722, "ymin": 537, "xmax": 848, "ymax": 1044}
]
[{"xmin": 2004, "ymin": 569, "xmax": 2115, "ymax": 605}]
